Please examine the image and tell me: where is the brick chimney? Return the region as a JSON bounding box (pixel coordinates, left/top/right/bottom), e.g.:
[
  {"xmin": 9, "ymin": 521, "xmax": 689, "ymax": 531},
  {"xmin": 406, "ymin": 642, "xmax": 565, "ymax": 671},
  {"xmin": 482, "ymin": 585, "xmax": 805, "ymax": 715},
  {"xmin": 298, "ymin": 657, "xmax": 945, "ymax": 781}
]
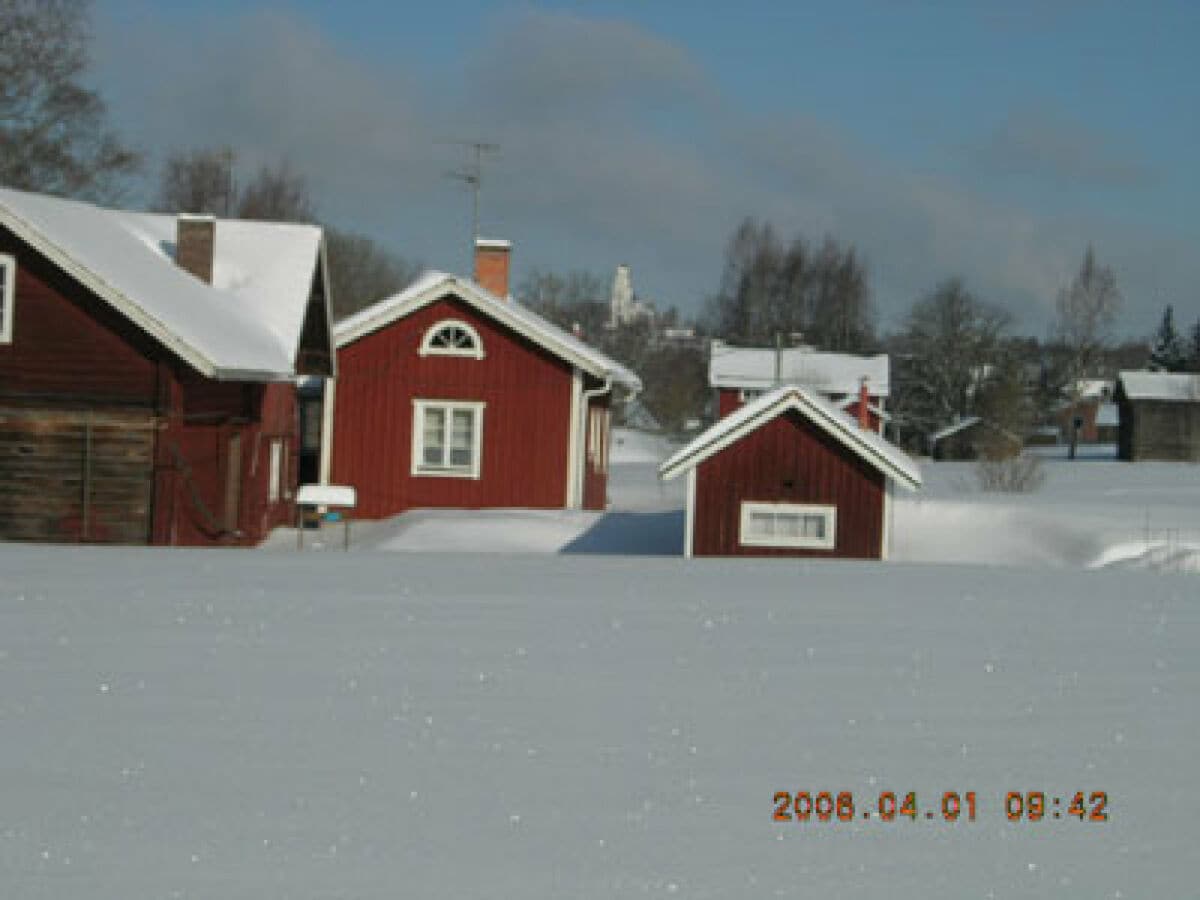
[
  {"xmin": 176, "ymin": 214, "xmax": 216, "ymax": 284},
  {"xmin": 474, "ymin": 238, "xmax": 511, "ymax": 300},
  {"xmin": 858, "ymin": 377, "xmax": 871, "ymax": 431}
]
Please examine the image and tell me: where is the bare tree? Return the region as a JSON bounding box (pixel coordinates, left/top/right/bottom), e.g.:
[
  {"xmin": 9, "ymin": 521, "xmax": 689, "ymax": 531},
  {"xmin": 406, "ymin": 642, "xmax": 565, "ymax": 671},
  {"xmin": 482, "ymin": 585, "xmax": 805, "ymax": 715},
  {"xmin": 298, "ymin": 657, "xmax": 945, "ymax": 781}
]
[
  {"xmin": 705, "ymin": 218, "xmax": 874, "ymax": 351},
  {"xmin": 237, "ymin": 158, "xmax": 315, "ymax": 222},
  {"xmin": 325, "ymin": 228, "xmax": 421, "ymax": 320},
  {"xmin": 1055, "ymin": 246, "xmax": 1121, "ymax": 458},
  {"xmin": 894, "ymin": 278, "xmax": 1011, "ymax": 441},
  {"xmin": 516, "ymin": 269, "xmax": 609, "ymax": 338},
  {"xmin": 0, "ymin": 0, "xmax": 139, "ymax": 199},
  {"xmin": 155, "ymin": 146, "xmax": 236, "ymax": 215}
]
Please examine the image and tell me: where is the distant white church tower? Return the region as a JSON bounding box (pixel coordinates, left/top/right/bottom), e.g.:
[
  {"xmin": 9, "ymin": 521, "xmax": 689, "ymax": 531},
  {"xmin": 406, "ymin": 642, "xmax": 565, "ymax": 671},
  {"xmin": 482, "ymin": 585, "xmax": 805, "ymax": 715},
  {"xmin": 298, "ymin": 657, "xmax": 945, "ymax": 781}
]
[{"xmin": 609, "ymin": 264, "xmax": 634, "ymax": 328}]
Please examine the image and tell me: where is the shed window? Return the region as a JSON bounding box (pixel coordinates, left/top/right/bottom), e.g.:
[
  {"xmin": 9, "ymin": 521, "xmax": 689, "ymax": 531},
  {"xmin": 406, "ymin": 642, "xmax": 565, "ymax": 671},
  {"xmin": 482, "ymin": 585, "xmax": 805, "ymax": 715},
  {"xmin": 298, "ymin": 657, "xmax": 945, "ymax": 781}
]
[
  {"xmin": 739, "ymin": 389, "xmax": 764, "ymax": 403},
  {"xmin": 419, "ymin": 319, "xmax": 485, "ymax": 359},
  {"xmin": 412, "ymin": 400, "xmax": 485, "ymax": 478},
  {"xmin": 739, "ymin": 501, "xmax": 836, "ymax": 550},
  {"xmin": 0, "ymin": 253, "xmax": 14, "ymax": 344}
]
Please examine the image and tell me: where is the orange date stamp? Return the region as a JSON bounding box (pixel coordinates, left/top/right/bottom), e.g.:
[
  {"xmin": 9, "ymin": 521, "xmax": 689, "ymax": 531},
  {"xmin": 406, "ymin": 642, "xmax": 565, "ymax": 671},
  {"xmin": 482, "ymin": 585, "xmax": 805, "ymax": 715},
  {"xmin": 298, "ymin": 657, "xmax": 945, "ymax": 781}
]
[{"xmin": 772, "ymin": 790, "xmax": 1108, "ymax": 823}]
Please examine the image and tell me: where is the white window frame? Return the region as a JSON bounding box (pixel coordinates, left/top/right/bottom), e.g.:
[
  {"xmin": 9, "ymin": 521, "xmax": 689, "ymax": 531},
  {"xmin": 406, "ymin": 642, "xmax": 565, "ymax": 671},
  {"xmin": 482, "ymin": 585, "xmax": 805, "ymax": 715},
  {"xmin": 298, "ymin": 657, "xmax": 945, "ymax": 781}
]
[
  {"xmin": 0, "ymin": 253, "xmax": 14, "ymax": 344},
  {"xmin": 418, "ymin": 319, "xmax": 485, "ymax": 359},
  {"xmin": 739, "ymin": 501, "xmax": 836, "ymax": 550},
  {"xmin": 411, "ymin": 399, "xmax": 485, "ymax": 479},
  {"xmin": 268, "ymin": 438, "xmax": 284, "ymax": 503}
]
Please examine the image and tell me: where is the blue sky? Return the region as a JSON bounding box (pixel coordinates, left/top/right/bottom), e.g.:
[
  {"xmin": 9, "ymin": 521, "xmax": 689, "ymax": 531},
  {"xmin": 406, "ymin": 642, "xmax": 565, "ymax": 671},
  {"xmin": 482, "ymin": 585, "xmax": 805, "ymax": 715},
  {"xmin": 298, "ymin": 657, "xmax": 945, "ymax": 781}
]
[{"xmin": 92, "ymin": 1, "xmax": 1200, "ymax": 336}]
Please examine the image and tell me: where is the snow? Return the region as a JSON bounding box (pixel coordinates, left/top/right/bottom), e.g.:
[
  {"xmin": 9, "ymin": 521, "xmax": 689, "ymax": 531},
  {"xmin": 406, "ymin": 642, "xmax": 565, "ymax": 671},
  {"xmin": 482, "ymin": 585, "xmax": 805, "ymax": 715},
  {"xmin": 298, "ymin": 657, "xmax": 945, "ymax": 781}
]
[
  {"xmin": 929, "ymin": 415, "xmax": 982, "ymax": 442},
  {"xmin": 1, "ymin": 537, "xmax": 1197, "ymax": 898},
  {"xmin": 1118, "ymin": 370, "xmax": 1200, "ymax": 402},
  {"xmin": 0, "ymin": 186, "xmax": 322, "ymax": 379},
  {"xmin": 709, "ymin": 340, "xmax": 890, "ymax": 396},
  {"xmin": 660, "ymin": 385, "xmax": 921, "ymax": 489},
  {"xmin": 334, "ymin": 271, "xmax": 641, "ymax": 390}
]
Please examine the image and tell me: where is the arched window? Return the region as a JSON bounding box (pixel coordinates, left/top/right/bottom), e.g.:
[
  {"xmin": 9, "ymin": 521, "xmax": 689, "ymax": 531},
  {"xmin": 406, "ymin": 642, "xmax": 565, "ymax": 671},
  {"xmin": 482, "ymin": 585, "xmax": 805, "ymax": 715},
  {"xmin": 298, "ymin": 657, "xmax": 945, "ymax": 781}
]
[{"xmin": 419, "ymin": 319, "xmax": 485, "ymax": 359}]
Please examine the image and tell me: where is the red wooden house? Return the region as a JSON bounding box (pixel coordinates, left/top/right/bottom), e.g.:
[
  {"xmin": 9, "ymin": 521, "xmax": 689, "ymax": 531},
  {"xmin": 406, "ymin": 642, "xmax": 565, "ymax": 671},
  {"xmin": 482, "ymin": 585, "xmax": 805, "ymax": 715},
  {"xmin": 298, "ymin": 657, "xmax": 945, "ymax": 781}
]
[
  {"xmin": 660, "ymin": 384, "xmax": 920, "ymax": 559},
  {"xmin": 328, "ymin": 240, "xmax": 640, "ymax": 518},
  {"xmin": 709, "ymin": 340, "xmax": 890, "ymax": 433},
  {"xmin": 0, "ymin": 187, "xmax": 333, "ymax": 546}
]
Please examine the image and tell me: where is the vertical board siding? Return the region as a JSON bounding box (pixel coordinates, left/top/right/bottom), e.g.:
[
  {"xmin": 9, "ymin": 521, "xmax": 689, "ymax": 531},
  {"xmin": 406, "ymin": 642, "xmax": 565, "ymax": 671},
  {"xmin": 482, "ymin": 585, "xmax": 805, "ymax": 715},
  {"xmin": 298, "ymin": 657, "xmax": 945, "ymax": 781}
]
[
  {"xmin": 693, "ymin": 409, "xmax": 885, "ymax": 558},
  {"xmin": 332, "ymin": 295, "xmax": 576, "ymax": 519},
  {"xmin": 0, "ymin": 408, "xmax": 154, "ymax": 543}
]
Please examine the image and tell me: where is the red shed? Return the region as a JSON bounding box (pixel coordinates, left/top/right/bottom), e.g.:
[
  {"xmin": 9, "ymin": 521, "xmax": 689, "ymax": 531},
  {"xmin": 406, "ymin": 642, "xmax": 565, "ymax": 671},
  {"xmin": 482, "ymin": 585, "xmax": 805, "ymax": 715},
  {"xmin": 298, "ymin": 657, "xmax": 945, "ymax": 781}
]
[
  {"xmin": 328, "ymin": 241, "xmax": 640, "ymax": 519},
  {"xmin": 0, "ymin": 187, "xmax": 333, "ymax": 546},
  {"xmin": 660, "ymin": 384, "xmax": 921, "ymax": 559}
]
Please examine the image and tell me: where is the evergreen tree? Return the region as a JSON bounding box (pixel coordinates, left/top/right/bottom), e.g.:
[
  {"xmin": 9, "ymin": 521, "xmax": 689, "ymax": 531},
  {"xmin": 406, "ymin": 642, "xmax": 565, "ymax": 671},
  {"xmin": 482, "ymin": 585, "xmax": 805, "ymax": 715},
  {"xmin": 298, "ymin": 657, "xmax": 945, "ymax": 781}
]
[
  {"xmin": 1149, "ymin": 305, "xmax": 1187, "ymax": 372},
  {"xmin": 1189, "ymin": 318, "xmax": 1200, "ymax": 373}
]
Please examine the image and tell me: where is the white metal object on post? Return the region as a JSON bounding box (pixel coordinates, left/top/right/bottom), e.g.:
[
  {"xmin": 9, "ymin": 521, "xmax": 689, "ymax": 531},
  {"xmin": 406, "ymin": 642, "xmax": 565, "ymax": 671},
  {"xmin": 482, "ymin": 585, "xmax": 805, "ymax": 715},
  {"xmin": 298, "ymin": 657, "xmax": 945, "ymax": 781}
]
[{"xmin": 296, "ymin": 484, "xmax": 357, "ymax": 550}]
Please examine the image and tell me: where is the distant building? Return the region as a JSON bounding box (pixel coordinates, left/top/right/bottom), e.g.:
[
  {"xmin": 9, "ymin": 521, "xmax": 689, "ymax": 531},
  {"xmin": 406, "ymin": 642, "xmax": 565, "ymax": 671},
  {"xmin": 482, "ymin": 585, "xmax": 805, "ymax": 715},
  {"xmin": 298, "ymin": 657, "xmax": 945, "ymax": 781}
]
[
  {"xmin": 1115, "ymin": 371, "xmax": 1200, "ymax": 462},
  {"xmin": 660, "ymin": 385, "xmax": 920, "ymax": 559},
  {"xmin": 1055, "ymin": 379, "xmax": 1117, "ymax": 445},
  {"xmin": 709, "ymin": 340, "xmax": 889, "ymax": 434},
  {"xmin": 607, "ymin": 264, "xmax": 654, "ymax": 328}
]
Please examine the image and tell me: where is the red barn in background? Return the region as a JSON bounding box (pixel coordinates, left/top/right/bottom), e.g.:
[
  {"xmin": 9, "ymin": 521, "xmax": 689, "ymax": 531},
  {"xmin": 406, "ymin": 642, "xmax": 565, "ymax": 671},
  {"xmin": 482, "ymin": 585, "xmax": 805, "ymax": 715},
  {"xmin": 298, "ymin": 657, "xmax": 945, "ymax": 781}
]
[
  {"xmin": 0, "ymin": 188, "xmax": 333, "ymax": 546},
  {"xmin": 660, "ymin": 385, "xmax": 920, "ymax": 559},
  {"xmin": 328, "ymin": 240, "xmax": 640, "ymax": 519}
]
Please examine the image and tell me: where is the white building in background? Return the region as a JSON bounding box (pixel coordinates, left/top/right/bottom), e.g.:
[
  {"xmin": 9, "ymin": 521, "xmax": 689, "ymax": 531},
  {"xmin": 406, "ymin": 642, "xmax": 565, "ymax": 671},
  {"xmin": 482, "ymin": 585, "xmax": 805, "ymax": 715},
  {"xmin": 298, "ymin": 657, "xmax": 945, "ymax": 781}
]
[{"xmin": 608, "ymin": 263, "xmax": 654, "ymax": 328}]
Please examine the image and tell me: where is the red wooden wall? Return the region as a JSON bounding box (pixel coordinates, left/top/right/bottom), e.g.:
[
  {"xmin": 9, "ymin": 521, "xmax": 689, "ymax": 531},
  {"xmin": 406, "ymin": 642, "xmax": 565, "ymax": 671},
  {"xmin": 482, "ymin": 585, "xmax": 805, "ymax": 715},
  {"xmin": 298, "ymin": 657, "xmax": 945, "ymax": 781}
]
[
  {"xmin": 332, "ymin": 295, "xmax": 580, "ymax": 519},
  {"xmin": 692, "ymin": 408, "xmax": 885, "ymax": 558},
  {"xmin": 0, "ymin": 224, "xmax": 299, "ymax": 547}
]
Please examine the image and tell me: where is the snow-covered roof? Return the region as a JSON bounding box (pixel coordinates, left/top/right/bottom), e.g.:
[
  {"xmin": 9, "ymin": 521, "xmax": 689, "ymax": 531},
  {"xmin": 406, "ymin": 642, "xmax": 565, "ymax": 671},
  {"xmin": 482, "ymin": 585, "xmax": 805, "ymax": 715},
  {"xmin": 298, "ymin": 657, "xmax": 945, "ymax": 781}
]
[
  {"xmin": 1118, "ymin": 371, "xmax": 1200, "ymax": 402},
  {"xmin": 709, "ymin": 341, "xmax": 889, "ymax": 397},
  {"xmin": 0, "ymin": 186, "xmax": 326, "ymax": 380},
  {"xmin": 660, "ymin": 384, "xmax": 921, "ymax": 490},
  {"xmin": 1075, "ymin": 378, "xmax": 1114, "ymax": 401},
  {"xmin": 929, "ymin": 416, "xmax": 983, "ymax": 443},
  {"xmin": 335, "ymin": 271, "xmax": 641, "ymax": 390}
]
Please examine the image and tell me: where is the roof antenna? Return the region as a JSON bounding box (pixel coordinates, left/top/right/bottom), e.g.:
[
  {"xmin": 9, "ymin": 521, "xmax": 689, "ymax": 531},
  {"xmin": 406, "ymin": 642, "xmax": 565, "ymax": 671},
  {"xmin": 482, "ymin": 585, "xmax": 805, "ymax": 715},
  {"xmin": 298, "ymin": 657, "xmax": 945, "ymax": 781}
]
[{"xmin": 443, "ymin": 140, "xmax": 500, "ymax": 259}]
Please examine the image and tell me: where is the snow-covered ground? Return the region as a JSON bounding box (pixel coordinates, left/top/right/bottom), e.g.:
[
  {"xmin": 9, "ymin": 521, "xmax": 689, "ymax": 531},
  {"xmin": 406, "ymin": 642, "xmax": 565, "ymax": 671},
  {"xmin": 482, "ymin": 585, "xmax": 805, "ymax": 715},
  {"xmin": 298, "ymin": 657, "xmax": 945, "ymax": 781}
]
[
  {"xmin": 1, "ymin": 546, "xmax": 1196, "ymax": 898},
  {"xmin": 272, "ymin": 431, "xmax": 1200, "ymax": 575},
  {"xmin": 3, "ymin": 431, "xmax": 1200, "ymax": 897}
]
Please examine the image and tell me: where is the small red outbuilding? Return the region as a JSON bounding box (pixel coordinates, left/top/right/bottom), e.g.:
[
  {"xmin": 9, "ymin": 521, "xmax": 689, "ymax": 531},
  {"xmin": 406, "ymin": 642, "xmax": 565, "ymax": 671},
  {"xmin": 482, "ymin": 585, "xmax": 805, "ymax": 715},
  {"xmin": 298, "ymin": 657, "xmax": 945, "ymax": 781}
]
[
  {"xmin": 659, "ymin": 384, "xmax": 921, "ymax": 559},
  {"xmin": 328, "ymin": 241, "xmax": 640, "ymax": 519}
]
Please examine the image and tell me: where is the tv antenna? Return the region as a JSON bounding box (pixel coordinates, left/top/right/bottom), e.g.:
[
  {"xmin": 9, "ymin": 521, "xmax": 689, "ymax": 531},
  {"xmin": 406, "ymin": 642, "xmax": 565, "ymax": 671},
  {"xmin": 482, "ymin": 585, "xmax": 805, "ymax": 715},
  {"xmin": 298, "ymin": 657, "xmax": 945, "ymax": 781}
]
[{"xmin": 443, "ymin": 140, "xmax": 499, "ymax": 244}]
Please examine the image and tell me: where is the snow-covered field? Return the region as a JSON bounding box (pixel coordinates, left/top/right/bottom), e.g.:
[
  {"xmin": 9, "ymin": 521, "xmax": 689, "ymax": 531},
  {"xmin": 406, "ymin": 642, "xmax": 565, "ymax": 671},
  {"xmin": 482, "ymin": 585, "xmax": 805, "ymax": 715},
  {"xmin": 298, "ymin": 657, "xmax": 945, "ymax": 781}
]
[{"xmin": 3, "ymin": 432, "xmax": 1199, "ymax": 897}]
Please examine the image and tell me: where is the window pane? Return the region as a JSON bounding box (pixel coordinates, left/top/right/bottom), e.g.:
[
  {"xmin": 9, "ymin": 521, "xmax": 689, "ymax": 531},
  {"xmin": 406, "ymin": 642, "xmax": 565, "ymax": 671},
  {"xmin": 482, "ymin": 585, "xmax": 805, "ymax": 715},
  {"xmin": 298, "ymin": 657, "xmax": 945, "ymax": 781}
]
[
  {"xmin": 776, "ymin": 514, "xmax": 801, "ymax": 537},
  {"xmin": 748, "ymin": 512, "xmax": 774, "ymax": 537},
  {"xmin": 802, "ymin": 515, "xmax": 826, "ymax": 539},
  {"xmin": 449, "ymin": 409, "xmax": 473, "ymax": 466},
  {"xmin": 423, "ymin": 408, "xmax": 445, "ymax": 465}
]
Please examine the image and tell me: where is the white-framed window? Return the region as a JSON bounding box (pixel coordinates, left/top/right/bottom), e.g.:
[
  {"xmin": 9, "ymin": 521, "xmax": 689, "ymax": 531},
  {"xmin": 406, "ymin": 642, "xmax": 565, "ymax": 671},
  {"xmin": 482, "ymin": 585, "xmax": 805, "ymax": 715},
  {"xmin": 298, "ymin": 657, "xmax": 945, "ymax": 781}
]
[
  {"xmin": 412, "ymin": 400, "xmax": 485, "ymax": 478},
  {"xmin": 0, "ymin": 253, "xmax": 15, "ymax": 344},
  {"xmin": 739, "ymin": 388, "xmax": 764, "ymax": 403},
  {"xmin": 268, "ymin": 439, "xmax": 284, "ymax": 502},
  {"xmin": 739, "ymin": 501, "xmax": 836, "ymax": 550},
  {"xmin": 419, "ymin": 319, "xmax": 485, "ymax": 359}
]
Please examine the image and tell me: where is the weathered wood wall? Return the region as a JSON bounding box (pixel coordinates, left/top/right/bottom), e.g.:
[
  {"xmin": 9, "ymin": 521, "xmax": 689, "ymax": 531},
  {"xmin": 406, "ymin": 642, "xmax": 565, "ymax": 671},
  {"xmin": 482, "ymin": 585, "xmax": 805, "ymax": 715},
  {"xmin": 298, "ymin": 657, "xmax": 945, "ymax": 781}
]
[
  {"xmin": 1119, "ymin": 399, "xmax": 1200, "ymax": 462},
  {"xmin": 0, "ymin": 408, "xmax": 154, "ymax": 543}
]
